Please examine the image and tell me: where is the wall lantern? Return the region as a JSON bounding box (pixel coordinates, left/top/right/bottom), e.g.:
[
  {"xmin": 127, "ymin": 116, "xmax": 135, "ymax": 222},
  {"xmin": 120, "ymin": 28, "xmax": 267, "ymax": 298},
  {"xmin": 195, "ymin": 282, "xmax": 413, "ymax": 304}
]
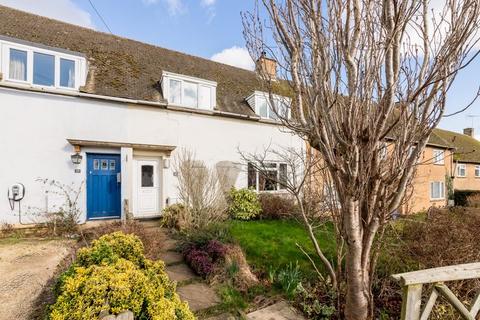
[
  {"xmin": 71, "ymin": 145, "xmax": 83, "ymax": 165},
  {"xmin": 163, "ymin": 158, "xmax": 171, "ymax": 169}
]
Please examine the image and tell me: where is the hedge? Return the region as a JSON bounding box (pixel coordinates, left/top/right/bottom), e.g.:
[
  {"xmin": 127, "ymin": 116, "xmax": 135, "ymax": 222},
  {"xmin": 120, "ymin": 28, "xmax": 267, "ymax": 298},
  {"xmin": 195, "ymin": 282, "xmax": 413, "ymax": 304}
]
[{"xmin": 453, "ymin": 190, "xmax": 480, "ymax": 207}]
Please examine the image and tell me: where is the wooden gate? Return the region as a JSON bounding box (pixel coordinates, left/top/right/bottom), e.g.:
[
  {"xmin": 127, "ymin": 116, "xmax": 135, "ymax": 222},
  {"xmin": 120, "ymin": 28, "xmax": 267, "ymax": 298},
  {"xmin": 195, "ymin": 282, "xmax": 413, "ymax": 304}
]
[{"xmin": 392, "ymin": 263, "xmax": 480, "ymax": 320}]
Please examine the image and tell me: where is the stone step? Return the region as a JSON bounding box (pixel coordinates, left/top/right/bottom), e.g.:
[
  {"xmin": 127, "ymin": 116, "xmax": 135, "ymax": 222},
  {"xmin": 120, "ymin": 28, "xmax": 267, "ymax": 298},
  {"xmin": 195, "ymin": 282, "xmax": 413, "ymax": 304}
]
[
  {"xmin": 159, "ymin": 251, "xmax": 184, "ymax": 265},
  {"xmin": 177, "ymin": 283, "xmax": 221, "ymax": 312},
  {"xmin": 166, "ymin": 263, "xmax": 198, "ymax": 283},
  {"xmin": 204, "ymin": 313, "xmax": 235, "ymax": 320},
  {"xmin": 246, "ymin": 301, "xmax": 305, "ymax": 320}
]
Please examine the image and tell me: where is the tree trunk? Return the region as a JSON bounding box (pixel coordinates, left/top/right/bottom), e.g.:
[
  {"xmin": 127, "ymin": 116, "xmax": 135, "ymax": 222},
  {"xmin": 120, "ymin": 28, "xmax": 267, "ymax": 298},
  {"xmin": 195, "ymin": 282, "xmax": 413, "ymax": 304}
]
[
  {"xmin": 344, "ymin": 252, "xmax": 371, "ymax": 320},
  {"xmin": 343, "ymin": 201, "xmax": 372, "ymax": 320}
]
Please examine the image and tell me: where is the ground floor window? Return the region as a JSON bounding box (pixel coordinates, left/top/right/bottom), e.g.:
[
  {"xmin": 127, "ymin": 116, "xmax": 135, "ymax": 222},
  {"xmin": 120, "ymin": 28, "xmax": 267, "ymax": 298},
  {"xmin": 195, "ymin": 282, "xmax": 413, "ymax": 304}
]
[
  {"xmin": 430, "ymin": 181, "xmax": 445, "ymax": 200},
  {"xmin": 247, "ymin": 162, "xmax": 287, "ymax": 191}
]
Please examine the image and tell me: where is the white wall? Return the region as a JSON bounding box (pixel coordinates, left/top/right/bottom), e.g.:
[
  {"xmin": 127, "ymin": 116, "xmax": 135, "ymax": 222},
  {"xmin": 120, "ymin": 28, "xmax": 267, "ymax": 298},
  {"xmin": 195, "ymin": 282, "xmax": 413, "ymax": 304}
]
[{"xmin": 0, "ymin": 87, "xmax": 303, "ymax": 225}]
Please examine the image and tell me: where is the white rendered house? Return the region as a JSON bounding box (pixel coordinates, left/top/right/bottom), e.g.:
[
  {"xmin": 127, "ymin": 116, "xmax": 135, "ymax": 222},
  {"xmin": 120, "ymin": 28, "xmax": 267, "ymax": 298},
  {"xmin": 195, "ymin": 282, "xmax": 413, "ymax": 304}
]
[{"xmin": 0, "ymin": 6, "xmax": 303, "ymax": 225}]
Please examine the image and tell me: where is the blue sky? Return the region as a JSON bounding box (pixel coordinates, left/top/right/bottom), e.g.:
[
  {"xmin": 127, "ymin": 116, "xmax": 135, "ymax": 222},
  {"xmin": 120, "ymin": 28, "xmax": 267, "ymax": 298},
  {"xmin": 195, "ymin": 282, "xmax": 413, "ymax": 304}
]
[{"xmin": 1, "ymin": 0, "xmax": 479, "ymax": 136}]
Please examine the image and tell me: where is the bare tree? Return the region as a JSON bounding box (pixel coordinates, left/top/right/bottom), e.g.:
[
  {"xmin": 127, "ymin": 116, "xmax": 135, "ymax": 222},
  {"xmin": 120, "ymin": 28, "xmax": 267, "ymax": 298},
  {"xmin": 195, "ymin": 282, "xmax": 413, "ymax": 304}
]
[
  {"xmin": 174, "ymin": 149, "xmax": 229, "ymax": 230},
  {"xmin": 243, "ymin": 1, "xmax": 480, "ymax": 319}
]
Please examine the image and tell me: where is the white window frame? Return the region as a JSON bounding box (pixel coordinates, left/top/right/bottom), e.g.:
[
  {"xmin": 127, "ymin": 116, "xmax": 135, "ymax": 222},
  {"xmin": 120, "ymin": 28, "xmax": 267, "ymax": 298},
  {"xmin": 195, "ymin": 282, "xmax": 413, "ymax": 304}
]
[
  {"xmin": 475, "ymin": 165, "xmax": 480, "ymax": 178},
  {"xmin": 432, "ymin": 149, "xmax": 445, "ymax": 165},
  {"xmin": 457, "ymin": 163, "xmax": 467, "ymax": 177},
  {"xmin": 162, "ymin": 71, "xmax": 217, "ymax": 110},
  {"xmin": 246, "ymin": 91, "xmax": 291, "ymax": 120},
  {"xmin": 247, "ymin": 162, "xmax": 288, "ymax": 192},
  {"xmin": 430, "ymin": 181, "xmax": 445, "ymax": 200},
  {"xmin": 0, "ymin": 38, "xmax": 86, "ymax": 91}
]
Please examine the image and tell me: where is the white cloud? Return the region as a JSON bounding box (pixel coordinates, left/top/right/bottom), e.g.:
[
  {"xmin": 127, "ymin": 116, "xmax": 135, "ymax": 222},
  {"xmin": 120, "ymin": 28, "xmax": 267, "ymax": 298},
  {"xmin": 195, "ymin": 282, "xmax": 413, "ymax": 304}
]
[
  {"xmin": 201, "ymin": 0, "xmax": 216, "ymax": 7},
  {"xmin": 0, "ymin": 0, "xmax": 94, "ymax": 29},
  {"xmin": 211, "ymin": 46, "xmax": 255, "ymax": 71},
  {"xmin": 165, "ymin": 0, "xmax": 185, "ymax": 15},
  {"xmin": 145, "ymin": 0, "xmax": 185, "ymax": 16},
  {"xmin": 200, "ymin": 0, "xmax": 216, "ymax": 23}
]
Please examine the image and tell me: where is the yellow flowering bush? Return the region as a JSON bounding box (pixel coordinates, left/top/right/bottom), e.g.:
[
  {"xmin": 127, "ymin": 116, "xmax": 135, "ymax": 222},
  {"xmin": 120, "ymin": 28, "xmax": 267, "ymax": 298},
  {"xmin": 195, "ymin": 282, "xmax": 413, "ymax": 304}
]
[
  {"xmin": 76, "ymin": 231, "xmax": 146, "ymax": 267},
  {"xmin": 49, "ymin": 232, "xmax": 195, "ymax": 320}
]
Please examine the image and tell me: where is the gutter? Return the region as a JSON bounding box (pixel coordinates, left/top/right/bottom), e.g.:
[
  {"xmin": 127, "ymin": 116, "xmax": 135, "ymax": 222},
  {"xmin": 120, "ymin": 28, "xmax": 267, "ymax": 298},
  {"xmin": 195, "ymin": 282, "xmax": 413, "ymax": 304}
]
[
  {"xmin": 0, "ymin": 81, "xmax": 168, "ymax": 107},
  {"xmin": 0, "ymin": 82, "xmax": 284, "ymax": 126}
]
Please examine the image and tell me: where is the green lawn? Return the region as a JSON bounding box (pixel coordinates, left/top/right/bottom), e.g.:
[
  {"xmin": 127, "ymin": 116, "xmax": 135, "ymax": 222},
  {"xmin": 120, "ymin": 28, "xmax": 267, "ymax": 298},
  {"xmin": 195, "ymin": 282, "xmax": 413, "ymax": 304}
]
[{"xmin": 227, "ymin": 219, "xmax": 336, "ymax": 279}]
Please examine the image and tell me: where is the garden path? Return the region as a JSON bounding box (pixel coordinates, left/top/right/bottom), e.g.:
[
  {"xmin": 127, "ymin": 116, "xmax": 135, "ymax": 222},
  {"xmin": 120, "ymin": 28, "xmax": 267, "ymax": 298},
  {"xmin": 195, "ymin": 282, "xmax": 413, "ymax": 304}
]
[
  {"xmin": 143, "ymin": 223, "xmax": 305, "ymax": 320},
  {"xmin": 0, "ymin": 238, "xmax": 74, "ymax": 320},
  {"xmin": 145, "ymin": 225, "xmax": 224, "ymax": 317}
]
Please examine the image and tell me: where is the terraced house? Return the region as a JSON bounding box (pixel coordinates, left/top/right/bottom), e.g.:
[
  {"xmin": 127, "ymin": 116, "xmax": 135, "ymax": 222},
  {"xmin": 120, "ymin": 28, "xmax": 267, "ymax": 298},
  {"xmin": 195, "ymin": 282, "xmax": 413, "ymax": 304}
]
[
  {"xmin": 0, "ymin": 6, "xmax": 302, "ymax": 226},
  {"xmin": 1, "ymin": 6, "xmax": 479, "ymax": 227},
  {"xmin": 401, "ymin": 131, "xmax": 454, "ymax": 214},
  {"xmin": 435, "ymin": 128, "xmax": 480, "ymax": 191},
  {"xmin": 402, "ymin": 127, "xmax": 480, "ymax": 213}
]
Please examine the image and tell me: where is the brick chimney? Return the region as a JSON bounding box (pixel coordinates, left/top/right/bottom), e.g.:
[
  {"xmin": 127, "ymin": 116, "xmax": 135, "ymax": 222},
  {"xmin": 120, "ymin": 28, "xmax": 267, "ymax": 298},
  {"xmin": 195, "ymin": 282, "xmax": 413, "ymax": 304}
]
[
  {"xmin": 256, "ymin": 51, "xmax": 277, "ymax": 80},
  {"xmin": 464, "ymin": 127, "xmax": 475, "ymax": 138}
]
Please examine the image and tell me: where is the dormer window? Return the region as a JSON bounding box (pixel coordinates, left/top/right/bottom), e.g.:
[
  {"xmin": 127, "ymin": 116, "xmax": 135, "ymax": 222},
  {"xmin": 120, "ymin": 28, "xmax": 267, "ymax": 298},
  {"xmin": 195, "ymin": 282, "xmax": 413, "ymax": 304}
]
[
  {"xmin": 247, "ymin": 91, "xmax": 291, "ymax": 120},
  {"xmin": 162, "ymin": 71, "xmax": 217, "ymax": 110},
  {"xmin": 1, "ymin": 38, "xmax": 86, "ymax": 90}
]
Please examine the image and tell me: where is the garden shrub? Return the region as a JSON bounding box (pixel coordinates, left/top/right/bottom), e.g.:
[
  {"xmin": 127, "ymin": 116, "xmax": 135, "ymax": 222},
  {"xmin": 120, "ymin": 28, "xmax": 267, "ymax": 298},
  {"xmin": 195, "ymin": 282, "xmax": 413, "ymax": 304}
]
[
  {"xmin": 227, "ymin": 187, "xmax": 262, "ymax": 220},
  {"xmin": 49, "ymin": 259, "xmax": 193, "ymax": 320},
  {"xmin": 184, "ymin": 248, "xmax": 214, "ymax": 278},
  {"xmin": 182, "ymin": 223, "xmax": 232, "ymax": 247},
  {"xmin": 466, "ymin": 193, "xmax": 480, "ymax": 207},
  {"xmin": 453, "ymin": 189, "xmax": 480, "ymax": 206},
  {"xmin": 50, "ymin": 231, "xmax": 195, "ymax": 320},
  {"xmin": 80, "ymin": 220, "xmax": 166, "ymax": 260},
  {"xmin": 258, "ymin": 193, "xmax": 297, "ymax": 219},
  {"xmin": 161, "ymin": 204, "xmax": 189, "ymax": 230},
  {"xmin": 183, "ymin": 239, "xmax": 227, "ymax": 278},
  {"xmin": 296, "ymin": 283, "xmax": 336, "ymax": 320},
  {"xmin": 374, "ymin": 208, "xmax": 480, "ymax": 319},
  {"xmin": 76, "ymin": 231, "xmax": 145, "ymax": 267}
]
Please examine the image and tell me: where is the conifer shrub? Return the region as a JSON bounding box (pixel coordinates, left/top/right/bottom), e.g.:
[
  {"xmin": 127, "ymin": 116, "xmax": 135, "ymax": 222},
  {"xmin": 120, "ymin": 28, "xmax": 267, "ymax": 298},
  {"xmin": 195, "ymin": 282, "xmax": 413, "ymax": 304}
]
[{"xmin": 49, "ymin": 232, "xmax": 194, "ymax": 320}]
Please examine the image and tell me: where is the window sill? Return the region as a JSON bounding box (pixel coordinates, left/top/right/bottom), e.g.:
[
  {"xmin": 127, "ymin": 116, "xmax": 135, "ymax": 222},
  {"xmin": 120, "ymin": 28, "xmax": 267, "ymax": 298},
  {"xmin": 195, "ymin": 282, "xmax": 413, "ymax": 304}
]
[
  {"xmin": 430, "ymin": 198, "xmax": 445, "ymax": 201},
  {"xmin": 258, "ymin": 190, "xmax": 289, "ymax": 194},
  {"xmin": 167, "ymin": 104, "xmax": 214, "ymax": 114},
  {"xmin": 2, "ymin": 79, "xmax": 79, "ymax": 92}
]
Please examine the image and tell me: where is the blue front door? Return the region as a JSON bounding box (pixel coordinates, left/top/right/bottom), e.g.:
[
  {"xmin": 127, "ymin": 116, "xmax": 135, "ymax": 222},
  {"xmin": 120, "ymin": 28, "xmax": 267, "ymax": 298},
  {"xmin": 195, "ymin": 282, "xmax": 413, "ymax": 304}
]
[{"xmin": 87, "ymin": 153, "xmax": 121, "ymax": 219}]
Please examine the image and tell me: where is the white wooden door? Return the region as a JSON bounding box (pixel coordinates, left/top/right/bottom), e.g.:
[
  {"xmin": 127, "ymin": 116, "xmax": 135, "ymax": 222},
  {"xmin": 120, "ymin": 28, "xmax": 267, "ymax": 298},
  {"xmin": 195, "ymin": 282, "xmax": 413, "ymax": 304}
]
[{"xmin": 134, "ymin": 159, "xmax": 160, "ymax": 217}]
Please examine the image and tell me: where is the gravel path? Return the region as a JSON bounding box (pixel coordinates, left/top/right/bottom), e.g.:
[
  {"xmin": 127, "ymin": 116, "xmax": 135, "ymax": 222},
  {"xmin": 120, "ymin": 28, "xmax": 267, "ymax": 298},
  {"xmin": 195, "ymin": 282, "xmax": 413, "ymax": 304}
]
[{"xmin": 0, "ymin": 239, "xmax": 74, "ymax": 320}]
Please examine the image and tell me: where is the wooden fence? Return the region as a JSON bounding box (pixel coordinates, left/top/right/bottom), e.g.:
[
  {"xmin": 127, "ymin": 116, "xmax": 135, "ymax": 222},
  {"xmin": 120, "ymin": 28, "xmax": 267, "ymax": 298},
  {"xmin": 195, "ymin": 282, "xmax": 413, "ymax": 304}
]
[{"xmin": 392, "ymin": 262, "xmax": 480, "ymax": 320}]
